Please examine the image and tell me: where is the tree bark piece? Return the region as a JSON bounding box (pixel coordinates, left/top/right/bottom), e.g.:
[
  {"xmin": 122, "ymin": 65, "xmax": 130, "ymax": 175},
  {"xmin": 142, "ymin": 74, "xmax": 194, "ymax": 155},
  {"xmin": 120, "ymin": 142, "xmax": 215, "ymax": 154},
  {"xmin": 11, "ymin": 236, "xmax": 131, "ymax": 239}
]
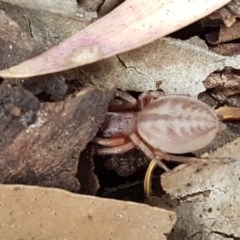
[{"xmin": 0, "ymin": 83, "xmax": 112, "ymax": 191}]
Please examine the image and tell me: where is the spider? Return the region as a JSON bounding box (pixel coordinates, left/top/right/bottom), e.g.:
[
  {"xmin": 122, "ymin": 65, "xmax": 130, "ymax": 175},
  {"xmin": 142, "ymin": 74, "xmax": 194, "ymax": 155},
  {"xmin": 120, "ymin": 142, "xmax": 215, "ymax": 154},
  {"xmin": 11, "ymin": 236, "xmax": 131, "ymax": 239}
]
[{"xmin": 93, "ymin": 91, "xmax": 228, "ymax": 172}]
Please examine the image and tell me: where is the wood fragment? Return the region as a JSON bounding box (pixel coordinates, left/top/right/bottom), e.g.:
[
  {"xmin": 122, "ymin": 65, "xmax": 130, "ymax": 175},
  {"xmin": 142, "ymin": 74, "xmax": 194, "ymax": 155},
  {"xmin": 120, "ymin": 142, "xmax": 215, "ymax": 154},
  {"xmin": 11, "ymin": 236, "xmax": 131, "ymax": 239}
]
[
  {"xmin": 0, "ymin": 184, "xmax": 177, "ymax": 240},
  {"xmin": 0, "ymin": 83, "xmax": 112, "ymax": 191}
]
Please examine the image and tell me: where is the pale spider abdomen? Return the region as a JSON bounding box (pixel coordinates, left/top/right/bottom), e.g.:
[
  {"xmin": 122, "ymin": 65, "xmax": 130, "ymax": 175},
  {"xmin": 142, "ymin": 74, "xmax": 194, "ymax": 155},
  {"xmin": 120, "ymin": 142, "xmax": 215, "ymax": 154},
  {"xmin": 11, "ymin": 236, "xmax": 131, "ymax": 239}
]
[{"xmin": 137, "ymin": 95, "xmax": 220, "ymax": 154}]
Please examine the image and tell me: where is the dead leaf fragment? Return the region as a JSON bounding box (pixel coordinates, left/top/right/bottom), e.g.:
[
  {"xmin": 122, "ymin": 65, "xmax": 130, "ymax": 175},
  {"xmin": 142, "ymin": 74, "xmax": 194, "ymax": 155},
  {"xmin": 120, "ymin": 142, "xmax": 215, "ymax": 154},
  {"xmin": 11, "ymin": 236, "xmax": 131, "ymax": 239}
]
[
  {"xmin": 211, "ymin": 43, "xmax": 240, "ymax": 56},
  {"xmin": 1, "ymin": 0, "xmax": 79, "ymax": 18},
  {"xmin": 81, "ymin": 36, "xmax": 240, "ymax": 96},
  {"xmin": 210, "ymin": 0, "xmax": 240, "ymax": 27},
  {"xmin": 0, "ymin": 3, "xmax": 92, "ymax": 72},
  {"xmin": 206, "ymin": 20, "xmax": 240, "ymax": 44},
  {"xmin": 0, "ymin": 0, "xmax": 231, "ymax": 78},
  {"xmin": 98, "ymin": 0, "xmax": 123, "ymax": 16},
  {"xmin": 0, "ymin": 9, "xmax": 43, "ymax": 69},
  {"xmin": 161, "ymin": 137, "xmax": 240, "ymax": 239},
  {"xmin": 0, "ymin": 184, "xmax": 176, "ymax": 240},
  {"xmin": 204, "ymin": 70, "xmax": 240, "ymax": 99}
]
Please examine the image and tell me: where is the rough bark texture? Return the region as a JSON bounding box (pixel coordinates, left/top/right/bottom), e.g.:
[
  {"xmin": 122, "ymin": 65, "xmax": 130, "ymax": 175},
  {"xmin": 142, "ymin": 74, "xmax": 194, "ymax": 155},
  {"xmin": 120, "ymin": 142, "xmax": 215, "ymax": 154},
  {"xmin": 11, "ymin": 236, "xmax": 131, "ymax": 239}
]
[{"xmin": 0, "ymin": 83, "xmax": 112, "ymax": 192}]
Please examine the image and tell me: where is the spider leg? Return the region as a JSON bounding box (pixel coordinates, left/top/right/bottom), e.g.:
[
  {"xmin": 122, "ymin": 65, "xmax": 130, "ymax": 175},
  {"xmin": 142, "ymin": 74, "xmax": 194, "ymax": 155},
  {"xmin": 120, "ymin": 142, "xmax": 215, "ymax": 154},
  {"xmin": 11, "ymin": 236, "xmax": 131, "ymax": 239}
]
[
  {"xmin": 130, "ymin": 133, "xmax": 170, "ymax": 172},
  {"xmin": 109, "ymin": 91, "xmax": 138, "ymax": 112},
  {"xmin": 138, "ymin": 91, "xmax": 165, "ymax": 109},
  {"xmin": 97, "ymin": 141, "xmax": 135, "ymax": 155},
  {"xmin": 116, "ymin": 90, "xmax": 137, "ymax": 105},
  {"xmin": 154, "ymin": 150, "xmax": 232, "ymax": 164},
  {"xmin": 93, "ymin": 137, "xmax": 127, "ymax": 147}
]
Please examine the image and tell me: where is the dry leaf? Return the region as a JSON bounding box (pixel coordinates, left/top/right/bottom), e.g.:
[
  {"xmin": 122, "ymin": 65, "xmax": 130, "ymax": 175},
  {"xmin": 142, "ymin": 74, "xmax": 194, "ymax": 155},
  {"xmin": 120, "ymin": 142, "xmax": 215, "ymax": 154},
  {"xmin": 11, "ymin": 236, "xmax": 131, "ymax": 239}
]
[
  {"xmin": 209, "ymin": 0, "xmax": 240, "ymax": 27},
  {"xmin": 0, "ymin": 184, "xmax": 176, "ymax": 240},
  {"xmin": 1, "ymin": 0, "xmax": 79, "ymax": 18},
  {"xmin": 0, "ymin": 1, "xmax": 93, "ymax": 71},
  {"xmin": 161, "ymin": 137, "xmax": 240, "ymax": 239},
  {"xmin": 206, "ymin": 20, "xmax": 240, "ymax": 44},
  {"xmin": 210, "ymin": 42, "xmax": 240, "ymax": 56},
  {"xmin": 0, "ymin": 9, "xmax": 43, "ymax": 69},
  {"xmin": 204, "ymin": 70, "xmax": 240, "ymax": 99},
  {"xmin": 80, "ymin": 36, "xmax": 240, "ymax": 96},
  {"xmin": 0, "ymin": 0, "xmax": 231, "ymax": 78}
]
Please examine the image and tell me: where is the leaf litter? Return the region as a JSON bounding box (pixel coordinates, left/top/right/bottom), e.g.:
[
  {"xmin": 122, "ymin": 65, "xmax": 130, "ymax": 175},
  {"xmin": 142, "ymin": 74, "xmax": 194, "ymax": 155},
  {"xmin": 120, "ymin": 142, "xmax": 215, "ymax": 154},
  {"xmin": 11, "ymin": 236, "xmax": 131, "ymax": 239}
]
[
  {"xmin": 161, "ymin": 137, "xmax": 240, "ymax": 239},
  {"xmin": 0, "ymin": 184, "xmax": 176, "ymax": 240},
  {"xmin": 0, "ymin": 0, "xmax": 231, "ymax": 78},
  {"xmin": 1, "ymin": 1, "xmax": 240, "ymax": 240}
]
